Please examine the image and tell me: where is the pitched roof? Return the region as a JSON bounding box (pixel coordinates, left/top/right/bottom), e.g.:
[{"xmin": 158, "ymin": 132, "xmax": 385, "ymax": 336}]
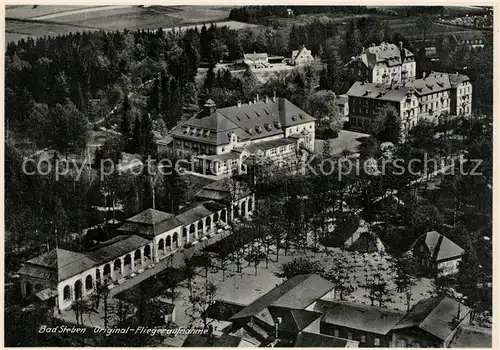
[
  {"xmin": 347, "ymin": 72, "xmax": 465, "ymax": 101},
  {"xmin": 394, "ymin": 296, "xmax": 471, "ymax": 341},
  {"xmin": 170, "ymin": 110, "xmax": 249, "ymax": 146},
  {"xmin": 314, "ymin": 299, "xmax": 405, "ymax": 335},
  {"xmin": 87, "ymin": 235, "xmax": 150, "ymax": 266},
  {"xmin": 349, "ymin": 42, "xmax": 414, "ymax": 69},
  {"xmin": 19, "ymin": 235, "xmax": 151, "ymax": 282},
  {"xmin": 127, "ymin": 208, "xmax": 175, "ymax": 225},
  {"xmin": 182, "ymin": 334, "xmax": 243, "ymax": 347},
  {"xmin": 294, "ymin": 331, "xmax": 359, "ymax": 347},
  {"xmin": 291, "ymin": 46, "xmax": 311, "ymax": 60},
  {"xmin": 411, "ymin": 231, "xmax": 464, "ymax": 262},
  {"xmin": 195, "ymin": 178, "xmax": 253, "ymax": 203},
  {"xmin": 244, "ymin": 53, "xmax": 268, "ymax": 61},
  {"xmin": 176, "ymin": 201, "xmax": 226, "ymax": 225},
  {"xmin": 172, "ymin": 98, "xmax": 314, "ymax": 146},
  {"xmin": 268, "ymin": 306, "xmax": 322, "ymax": 333},
  {"xmin": 451, "ymin": 30, "xmax": 485, "ymax": 42},
  {"xmin": 230, "ymin": 274, "xmax": 334, "ymax": 324},
  {"xmin": 118, "ymin": 209, "xmax": 184, "ymax": 237},
  {"xmin": 21, "ymin": 248, "xmax": 95, "ymax": 282},
  {"xmin": 410, "ymin": 72, "xmax": 452, "ymax": 96},
  {"xmin": 347, "ymin": 81, "xmax": 410, "ymax": 102},
  {"xmin": 449, "ymin": 72, "xmax": 471, "ymax": 86},
  {"xmin": 448, "ymin": 325, "xmax": 492, "ymax": 348}
]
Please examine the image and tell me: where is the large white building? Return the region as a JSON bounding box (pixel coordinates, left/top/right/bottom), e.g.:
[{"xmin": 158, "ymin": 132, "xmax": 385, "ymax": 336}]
[
  {"xmin": 158, "ymin": 96, "xmax": 316, "ymax": 176},
  {"xmin": 18, "ymin": 178, "xmax": 255, "ymax": 312},
  {"xmin": 346, "ymin": 71, "xmax": 473, "ymax": 136},
  {"xmin": 346, "ymin": 42, "xmax": 416, "ymax": 86}
]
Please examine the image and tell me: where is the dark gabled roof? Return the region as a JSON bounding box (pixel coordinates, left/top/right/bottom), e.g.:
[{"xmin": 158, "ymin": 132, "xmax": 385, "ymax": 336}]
[
  {"xmin": 18, "ymin": 264, "xmax": 58, "ymax": 281},
  {"xmin": 126, "ymin": 208, "xmax": 175, "ymax": 225},
  {"xmin": 20, "ymin": 248, "xmax": 95, "ymax": 282},
  {"xmin": 410, "ymin": 231, "xmax": 464, "ymax": 262},
  {"xmin": 348, "ymin": 43, "xmax": 415, "ymax": 69},
  {"xmin": 176, "ymin": 201, "xmax": 226, "ymax": 226},
  {"xmin": 294, "ymin": 331, "xmax": 359, "ymax": 347},
  {"xmin": 268, "ymin": 306, "xmax": 322, "ymax": 333},
  {"xmin": 118, "ymin": 209, "xmax": 184, "ymax": 237},
  {"xmin": 195, "ymin": 178, "xmax": 253, "ymax": 203},
  {"xmin": 170, "ymin": 111, "xmax": 250, "ymax": 146},
  {"xmin": 19, "ymin": 235, "xmax": 151, "ymax": 282},
  {"xmin": 315, "ymin": 299, "xmax": 405, "ymax": 335},
  {"xmin": 171, "ymin": 98, "xmax": 314, "ymax": 146},
  {"xmin": 347, "ymin": 81, "xmax": 410, "ymax": 102},
  {"xmin": 87, "ymin": 235, "xmax": 151, "ymax": 266},
  {"xmin": 182, "ymin": 334, "xmax": 243, "ymax": 347},
  {"xmin": 410, "ymin": 72, "xmax": 452, "ymax": 96},
  {"xmin": 448, "ymin": 325, "xmax": 492, "ymax": 348},
  {"xmin": 230, "ymin": 274, "xmax": 334, "ymax": 324},
  {"xmin": 449, "ymin": 72, "xmax": 471, "ymax": 86},
  {"xmin": 394, "ymin": 296, "xmax": 471, "ymax": 341}
]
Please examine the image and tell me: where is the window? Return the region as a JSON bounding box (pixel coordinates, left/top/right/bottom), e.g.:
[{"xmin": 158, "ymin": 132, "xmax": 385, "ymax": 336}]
[
  {"xmin": 348, "ymin": 332, "xmax": 353, "ymax": 340},
  {"xmin": 334, "ymin": 329, "xmax": 339, "ymax": 337},
  {"xmin": 361, "ymin": 335, "xmax": 366, "ymax": 343},
  {"xmin": 374, "ymin": 338, "xmax": 380, "ymax": 346}
]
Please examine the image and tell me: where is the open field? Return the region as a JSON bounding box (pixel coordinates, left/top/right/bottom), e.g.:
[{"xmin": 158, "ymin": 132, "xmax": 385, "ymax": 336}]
[{"xmin": 6, "ymin": 5, "xmax": 232, "ymax": 43}]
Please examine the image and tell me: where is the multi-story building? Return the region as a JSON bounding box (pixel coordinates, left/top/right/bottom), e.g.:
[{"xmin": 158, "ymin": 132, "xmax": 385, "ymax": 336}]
[
  {"xmin": 442, "ymin": 31, "xmax": 486, "ymax": 51},
  {"xmin": 345, "ymin": 42, "xmax": 416, "ymax": 86},
  {"xmin": 346, "ymin": 71, "xmax": 472, "ymax": 136},
  {"xmin": 291, "ymin": 46, "xmax": 315, "ymax": 66},
  {"xmin": 243, "ymin": 53, "xmax": 270, "ymax": 69},
  {"xmin": 18, "ymin": 178, "xmax": 255, "ymax": 312},
  {"xmin": 409, "ymin": 231, "xmax": 464, "ymax": 277},
  {"xmin": 158, "ymin": 96, "xmax": 316, "ymax": 176},
  {"xmin": 228, "ymin": 274, "xmax": 486, "ymax": 348}
]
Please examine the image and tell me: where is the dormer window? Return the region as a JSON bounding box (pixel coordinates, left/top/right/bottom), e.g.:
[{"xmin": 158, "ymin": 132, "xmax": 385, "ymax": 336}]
[
  {"xmin": 291, "ymin": 115, "xmax": 297, "ymax": 121},
  {"xmin": 264, "ymin": 123, "xmax": 272, "ymax": 131},
  {"xmin": 255, "ymin": 125, "xmax": 263, "ymax": 134}
]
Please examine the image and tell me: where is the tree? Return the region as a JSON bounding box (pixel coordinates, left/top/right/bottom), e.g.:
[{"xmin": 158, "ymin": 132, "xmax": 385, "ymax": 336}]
[
  {"xmin": 320, "ymin": 50, "xmax": 346, "ymax": 94},
  {"xmin": 50, "ymin": 100, "xmax": 90, "ymax": 157},
  {"xmin": 370, "ymin": 105, "xmax": 402, "ymax": 144},
  {"xmin": 276, "ymin": 257, "xmax": 321, "ymax": 279},
  {"xmin": 186, "ymin": 281, "xmax": 217, "ymax": 329},
  {"xmin": 416, "ymin": 15, "xmax": 433, "ymax": 43},
  {"xmin": 162, "ymin": 267, "xmax": 185, "ymax": 304},
  {"xmin": 306, "ymin": 90, "xmax": 343, "ymax": 134}
]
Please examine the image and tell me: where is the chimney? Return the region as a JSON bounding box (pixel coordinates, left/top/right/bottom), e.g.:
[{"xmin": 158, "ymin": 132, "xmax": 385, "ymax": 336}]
[
  {"xmin": 278, "ymin": 98, "xmax": 286, "ymax": 126},
  {"xmin": 422, "ymin": 72, "xmax": 427, "ymax": 79},
  {"xmin": 265, "ymin": 95, "xmax": 270, "ymax": 103},
  {"xmin": 256, "ymin": 93, "xmax": 260, "ymax": 102},
  {"xmin": 237, "ymin": 100, "xmax": 241, "ymax": 108},
  {"xmin": 248, "ymin": 100, "xmax": 253, "ymax": 106},
  {"xmin": 272, "ymin": 90, "xmax": 277, "ymax": 102},
  {"xmin": 399, "ymin": 41, "xmax": 403, "ymax": 50}
]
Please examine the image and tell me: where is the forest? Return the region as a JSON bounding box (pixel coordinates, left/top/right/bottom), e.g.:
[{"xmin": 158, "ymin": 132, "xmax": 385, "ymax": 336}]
[{"xmin": 4, "ymin": 14, "xmax": 493, "ymax": 272}]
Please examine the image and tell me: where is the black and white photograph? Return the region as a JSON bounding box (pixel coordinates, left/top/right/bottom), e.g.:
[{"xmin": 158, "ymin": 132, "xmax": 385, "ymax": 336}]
[{"xmin": 3, "ymin": 3, "xmax": 494, "ymax": 347}]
